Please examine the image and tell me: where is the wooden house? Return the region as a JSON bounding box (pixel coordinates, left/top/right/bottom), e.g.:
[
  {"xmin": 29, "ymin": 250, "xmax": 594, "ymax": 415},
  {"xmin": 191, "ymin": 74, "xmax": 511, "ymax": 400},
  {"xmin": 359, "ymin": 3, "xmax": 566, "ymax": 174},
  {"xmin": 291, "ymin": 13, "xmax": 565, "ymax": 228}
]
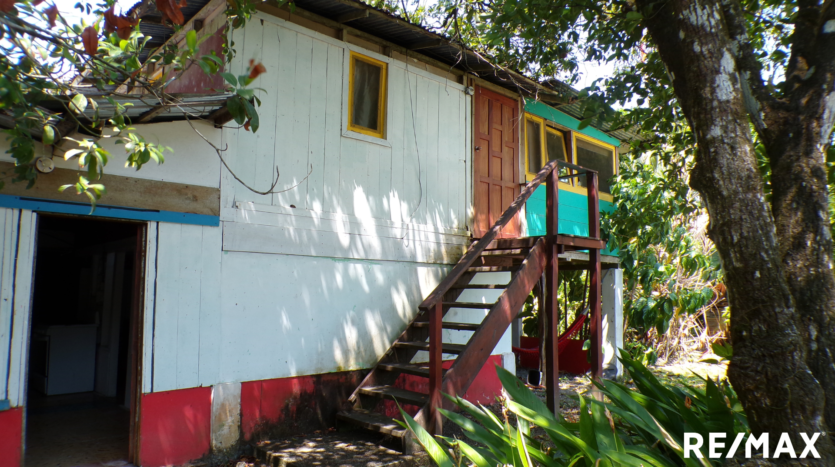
[{"xmin": 0, "ymin": 0, "xmax": 627, "ymax": 465}]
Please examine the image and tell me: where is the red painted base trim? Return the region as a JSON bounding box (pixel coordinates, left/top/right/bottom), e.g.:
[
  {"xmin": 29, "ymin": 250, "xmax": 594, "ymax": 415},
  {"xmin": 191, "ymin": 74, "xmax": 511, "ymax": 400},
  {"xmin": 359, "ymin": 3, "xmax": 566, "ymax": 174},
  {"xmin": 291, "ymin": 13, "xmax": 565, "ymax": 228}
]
[
  {"xmin": 140, "ymin": 387, "xmax": 212, "ymax": 467},
  {"xmin": 240, "ymin": 371, "xmax": 364, "ymax": 441},
  {"xmin": 385, "ymin": 355, "xmax": 504, "ymax": 417},
  {"xmin": 0, "ymin": 408, "xmax": 23, "ymax": 467}
]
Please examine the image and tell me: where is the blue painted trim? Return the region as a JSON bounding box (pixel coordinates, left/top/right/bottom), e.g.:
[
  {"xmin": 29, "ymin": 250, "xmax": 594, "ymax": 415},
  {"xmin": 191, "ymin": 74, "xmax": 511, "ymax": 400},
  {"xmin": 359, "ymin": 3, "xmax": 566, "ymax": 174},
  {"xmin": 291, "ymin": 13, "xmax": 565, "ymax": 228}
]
[
  {"xmin": 0, "ymin": 195, "xmax": 220, "ymax": 226},
  {"xmin": 0, "ymin": 399, "xmax": 10, "ymax": 411}
]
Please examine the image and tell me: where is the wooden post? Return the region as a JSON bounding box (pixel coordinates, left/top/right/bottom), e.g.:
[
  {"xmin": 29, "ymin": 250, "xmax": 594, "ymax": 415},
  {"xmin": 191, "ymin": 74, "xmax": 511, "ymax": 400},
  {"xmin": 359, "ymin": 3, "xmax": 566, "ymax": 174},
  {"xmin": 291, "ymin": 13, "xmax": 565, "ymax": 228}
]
[
  {"xmin": 544, "ymin": 165, "xmax": 560, "ymax": 416},
  {"xmin": 587, "ymin": 172, "xmax": 603, "ymax": 381},
  {"xmin": 428, "ymin": 301, "xmax": 443, "ymax": 435}
]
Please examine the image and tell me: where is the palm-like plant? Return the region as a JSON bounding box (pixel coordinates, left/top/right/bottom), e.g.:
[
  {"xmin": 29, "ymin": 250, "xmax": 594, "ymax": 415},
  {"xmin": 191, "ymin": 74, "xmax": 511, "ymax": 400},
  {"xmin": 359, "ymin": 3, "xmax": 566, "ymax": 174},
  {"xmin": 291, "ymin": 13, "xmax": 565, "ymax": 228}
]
[{"xmin": 399, "ymin": 350, "xmax": 747, "ymax": 466}]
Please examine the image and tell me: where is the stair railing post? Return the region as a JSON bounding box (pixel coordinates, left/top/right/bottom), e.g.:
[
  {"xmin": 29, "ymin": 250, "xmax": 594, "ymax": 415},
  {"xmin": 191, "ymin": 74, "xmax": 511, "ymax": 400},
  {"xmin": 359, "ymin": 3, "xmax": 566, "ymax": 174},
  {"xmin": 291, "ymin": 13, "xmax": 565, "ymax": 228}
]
[
  {"xmin": 544, "ymin": 164, "xmax": 560, "ymax": 416},
  {"xmin": 587, "ymin": 171, "xmax": 603, "ymax": 381},
  {"xmin": 428, "ymin": 301, "xmax": 443, "ymax": 435}
]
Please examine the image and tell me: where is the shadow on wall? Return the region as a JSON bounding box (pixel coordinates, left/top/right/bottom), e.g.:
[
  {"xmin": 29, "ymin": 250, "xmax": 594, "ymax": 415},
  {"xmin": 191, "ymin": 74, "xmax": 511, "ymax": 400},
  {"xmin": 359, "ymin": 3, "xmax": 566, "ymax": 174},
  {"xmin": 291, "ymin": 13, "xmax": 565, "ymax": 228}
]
[{"xmin": 240, "ymin": 371, "xmax": 365, "ymax": 441}]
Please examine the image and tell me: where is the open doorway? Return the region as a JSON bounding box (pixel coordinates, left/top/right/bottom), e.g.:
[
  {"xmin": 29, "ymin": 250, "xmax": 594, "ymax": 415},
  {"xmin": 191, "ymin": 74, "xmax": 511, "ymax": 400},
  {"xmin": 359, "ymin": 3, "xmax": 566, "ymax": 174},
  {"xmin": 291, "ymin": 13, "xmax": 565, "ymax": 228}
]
[{"xmin": 24, "ymin": 215, "xmax": 144, "ymax": 467}]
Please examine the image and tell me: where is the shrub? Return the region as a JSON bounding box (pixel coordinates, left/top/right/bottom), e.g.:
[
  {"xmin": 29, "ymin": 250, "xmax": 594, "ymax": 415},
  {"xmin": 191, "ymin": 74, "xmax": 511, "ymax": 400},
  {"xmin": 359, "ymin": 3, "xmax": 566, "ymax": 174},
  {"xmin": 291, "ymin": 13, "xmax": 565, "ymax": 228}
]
[{"xmin": 399, "ymin": 350, "xmax": 747, "ymax": 466}]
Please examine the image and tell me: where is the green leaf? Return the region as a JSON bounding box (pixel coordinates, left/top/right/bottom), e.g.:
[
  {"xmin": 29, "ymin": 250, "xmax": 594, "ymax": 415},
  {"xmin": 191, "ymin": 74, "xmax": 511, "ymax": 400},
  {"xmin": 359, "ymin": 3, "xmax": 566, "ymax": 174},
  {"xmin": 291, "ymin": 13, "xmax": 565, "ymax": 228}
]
[
  {"xmin": 70, "ymin": 94, "xmax": 88, "ymax": 114},
  {"xmin": 186, "ymin": 30, "xmax": 198, "ymax": 53},
  {"xmin": 396, "ymin": 404, "xmax": 454, "ymax": 467},
  {"xmin": 42, "ymin": 125, "xmax": 55, "ymax": 146},
  {"xmin": 220, "ymin": 72, "xmax": 238, "ymax": 86}
]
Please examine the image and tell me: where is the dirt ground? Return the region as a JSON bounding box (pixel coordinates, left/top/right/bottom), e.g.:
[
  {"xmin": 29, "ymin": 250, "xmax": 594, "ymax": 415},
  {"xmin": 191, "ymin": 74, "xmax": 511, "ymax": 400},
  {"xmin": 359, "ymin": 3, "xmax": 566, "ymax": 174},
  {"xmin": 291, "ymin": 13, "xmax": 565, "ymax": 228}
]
[{"xmin": 239, "ymin": 360, "xmax": 730, "ymax": 467}]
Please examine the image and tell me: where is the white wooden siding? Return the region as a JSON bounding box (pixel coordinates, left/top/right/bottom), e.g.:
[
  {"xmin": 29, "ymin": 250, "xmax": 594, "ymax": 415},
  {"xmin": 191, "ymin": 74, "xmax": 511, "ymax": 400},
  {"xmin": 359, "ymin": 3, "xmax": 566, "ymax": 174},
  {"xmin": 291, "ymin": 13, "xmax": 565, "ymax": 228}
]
[
  {"xmin": 151, "ymin": 222, "xmax": 222, "ymax": 393},
  {"xmin": 221, "ymin": 14, "xmax": 471, "ymax": 265},
  {"xmin": 5, "ymin": 210, "xmax": 36, "ymax": 407},
  {"xmin": 0, "ymin": 209, "xmax": 20, "ymax": 403}
]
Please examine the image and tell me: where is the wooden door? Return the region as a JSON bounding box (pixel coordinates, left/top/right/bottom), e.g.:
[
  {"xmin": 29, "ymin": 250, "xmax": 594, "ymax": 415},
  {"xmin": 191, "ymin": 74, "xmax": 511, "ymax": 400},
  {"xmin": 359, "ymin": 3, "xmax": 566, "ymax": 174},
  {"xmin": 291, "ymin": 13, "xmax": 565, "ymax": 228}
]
[{"xmin": 473, "ymin": 86, "xmax": 521, "ymax": 238}]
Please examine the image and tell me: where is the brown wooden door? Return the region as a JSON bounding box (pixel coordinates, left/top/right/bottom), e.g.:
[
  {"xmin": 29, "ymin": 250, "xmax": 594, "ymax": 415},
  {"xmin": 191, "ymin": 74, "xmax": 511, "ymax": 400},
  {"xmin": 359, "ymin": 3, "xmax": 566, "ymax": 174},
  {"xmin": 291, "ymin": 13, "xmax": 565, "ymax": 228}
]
[{"xmin": 473, "ymin": 86, "xmax": 521, "ymax": 238}]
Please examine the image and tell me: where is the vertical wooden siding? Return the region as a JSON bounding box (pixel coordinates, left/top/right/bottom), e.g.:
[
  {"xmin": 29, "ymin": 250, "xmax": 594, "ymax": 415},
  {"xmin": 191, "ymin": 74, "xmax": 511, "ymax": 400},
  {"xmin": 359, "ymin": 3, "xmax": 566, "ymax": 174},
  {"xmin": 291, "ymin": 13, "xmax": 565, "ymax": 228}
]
[{"xmin": 222, "ymin": 14, "xmax": 470, "ymax": 233}]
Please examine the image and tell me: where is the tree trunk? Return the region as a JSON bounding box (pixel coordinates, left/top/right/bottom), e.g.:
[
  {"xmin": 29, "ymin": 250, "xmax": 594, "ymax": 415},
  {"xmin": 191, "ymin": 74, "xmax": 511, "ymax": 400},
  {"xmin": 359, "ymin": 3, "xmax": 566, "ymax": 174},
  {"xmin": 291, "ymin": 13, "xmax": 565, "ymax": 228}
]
[{"xmin": 636, "ymin": 0, "xmax": 835, "ymax": 461}]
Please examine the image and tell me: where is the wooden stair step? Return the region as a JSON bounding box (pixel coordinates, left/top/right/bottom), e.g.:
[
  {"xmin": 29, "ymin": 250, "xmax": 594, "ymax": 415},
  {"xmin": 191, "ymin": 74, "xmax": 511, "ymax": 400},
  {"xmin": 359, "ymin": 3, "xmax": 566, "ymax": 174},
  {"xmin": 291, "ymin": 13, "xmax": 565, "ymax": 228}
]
[
  {"xmin": 394, "ymin": 341, "xmax": 467, "ymax": 353},
  {"xmin": 480, "ymin": 248, "xmax": 529, "ymax": 257},
  {"xmin": 359, "ymin": 385, "xmax": 429, "ymax": 406},
  {"xmin": 336, "ymin": 409, "xmax": 408, "ymax": 438},
  {"xmin": 467, "ymin": 266, "xmax": 515, "ymax": 272},
  {"xmin": 442, "ymin": 301, "xmax": 494, "ymax": 309},
  {"xmin": 412, "ymin": 321, "xmax": 480, "ymax": 331},
  {"xmin": 450, "ymin": 283, "xmax": 508, "ymax": 290},
  {"xmin": 377, "ymin": 362, "xmax": 448, "ymax": 377}
]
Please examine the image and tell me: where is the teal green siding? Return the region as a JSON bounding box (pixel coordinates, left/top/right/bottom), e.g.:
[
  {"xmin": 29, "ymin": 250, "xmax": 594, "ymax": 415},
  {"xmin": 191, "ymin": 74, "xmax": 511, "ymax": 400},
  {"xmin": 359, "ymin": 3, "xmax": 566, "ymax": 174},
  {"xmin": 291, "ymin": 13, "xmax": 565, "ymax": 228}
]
[
  {"xmin": 526, "ymin": 185, "xmax": 617, "ymax": 255},
  {"xmin": 523, "ymin": 99, "xmax": 621, "ymax": 147}
]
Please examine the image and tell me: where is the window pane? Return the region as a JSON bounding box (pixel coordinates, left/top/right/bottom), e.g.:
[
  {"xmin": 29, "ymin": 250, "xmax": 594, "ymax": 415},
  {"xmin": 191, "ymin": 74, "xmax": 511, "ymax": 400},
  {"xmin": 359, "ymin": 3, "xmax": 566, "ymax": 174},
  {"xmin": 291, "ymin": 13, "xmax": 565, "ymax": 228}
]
[
  {"xmin": 546, "ymin": 130, "xmax": 572, "ymax": 180},
  {"xmin": 576, "ymin": 138, "xmax": 615, "ymax": 194},
  {"xmin": 546, "ymin": 130, "xmax": 567, "ymax": 163},
  {"xmin": 351, "ymin": 58, "xmax": 381, "ymax": 131},
  {"xmin": 526, "ymin": 119, "xmax": 542, "ymax": 174}
]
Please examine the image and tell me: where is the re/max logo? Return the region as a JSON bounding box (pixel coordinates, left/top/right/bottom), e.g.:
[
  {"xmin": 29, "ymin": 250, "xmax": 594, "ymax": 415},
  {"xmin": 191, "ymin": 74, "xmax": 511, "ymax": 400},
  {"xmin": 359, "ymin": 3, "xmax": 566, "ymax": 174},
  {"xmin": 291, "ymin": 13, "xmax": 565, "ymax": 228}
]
[{"xmin": 684, "ymin": 433, "xmax": 824, "ymax": 459}]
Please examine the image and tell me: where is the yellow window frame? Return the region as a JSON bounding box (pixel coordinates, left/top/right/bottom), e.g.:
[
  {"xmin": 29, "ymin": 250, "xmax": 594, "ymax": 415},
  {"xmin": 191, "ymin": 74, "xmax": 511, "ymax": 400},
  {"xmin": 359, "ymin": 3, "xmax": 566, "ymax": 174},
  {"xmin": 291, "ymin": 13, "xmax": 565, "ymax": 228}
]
[
  {"xmin": 523, "ymin": 113, "xmax": 573, "ymax": 191},
  {"xmin": 348, "ymin": 52, "xmax": 388, "ymax": 139},
  {"xmin": 571, "ymin": 132, "xmax": 617, "ymax": 203}
]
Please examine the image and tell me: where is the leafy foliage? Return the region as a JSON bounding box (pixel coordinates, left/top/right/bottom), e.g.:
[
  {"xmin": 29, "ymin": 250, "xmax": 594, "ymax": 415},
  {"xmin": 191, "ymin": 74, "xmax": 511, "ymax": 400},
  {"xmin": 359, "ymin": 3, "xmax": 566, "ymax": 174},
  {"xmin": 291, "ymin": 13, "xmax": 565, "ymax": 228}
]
[
  {"xmin": 0, "ymin": 0, "xmax": 265, "ymax": 202},
  {"xmin": 401, "ymin": 351, "xmax": 747, "ymax": 466}
]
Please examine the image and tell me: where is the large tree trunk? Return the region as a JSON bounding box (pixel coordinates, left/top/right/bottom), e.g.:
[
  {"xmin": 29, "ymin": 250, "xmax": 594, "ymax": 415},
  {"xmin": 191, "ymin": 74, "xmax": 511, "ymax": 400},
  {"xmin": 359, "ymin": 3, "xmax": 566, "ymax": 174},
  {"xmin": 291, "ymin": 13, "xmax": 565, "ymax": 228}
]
[{"xmin": 635, "ymin": 0, "xmax": 835, "ymax": 461}]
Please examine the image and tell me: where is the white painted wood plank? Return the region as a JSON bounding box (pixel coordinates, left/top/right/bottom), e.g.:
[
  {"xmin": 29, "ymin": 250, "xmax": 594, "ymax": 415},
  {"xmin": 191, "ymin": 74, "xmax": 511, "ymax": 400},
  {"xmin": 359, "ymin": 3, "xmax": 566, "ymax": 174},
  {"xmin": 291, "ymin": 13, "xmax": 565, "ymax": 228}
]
[
  {"xmin": 386, "ymin": 65, "xmax": 405, "ymax": 224},
  {"xmin": 176, "ymin": 224, "xmax": 203, "ymax": 389},
  {"xmin": 232, "ymin": 202, "xmax": 469, "ymax": 234},
  {"xmin": 227, "ymin": 205, "xmax": 469, "ymax": 244},
  {"xmin": 338, "ymin": 137, "xmax": 358, "ymax": 216},
  {"xmin": 142, "ymin": 222, "xmax": 158, "ymax": 394},
  {"xmin": 275, "ymin": 32, "xmax": 313, "ymax": 209},
  {"xmin": 222, "ymin": 221, "xmax": 467, "ymax": 264},
  {"xmin": 322, "ymin": 44, "xmax": 344, "ymax": 214},
  {"xmin": 8, "ymin": 210, "xmax": 36, "ymax": 406},
  {"xmin": 422, "ymin": 79, "xmax": 440, "ymax": 227},
  {"xmin": 306, "ymin": 38, "xmax": 329, "ymax": 212},
  {"xmin": 401, "ymin": 70, "xmax": 420, "ymax": 224},
  {"xmin": 464, "ymin": 94, "xmax": 473, "ymax": 230},
  {"xmin": 250, "ymin": 21, "xmax": 281, "ymax": 202},
  {"xmin": 458, "ymin": 93, "xmax": 468, "ymax": 230},
  {"xmin": 437, "ymin": 89, "xmax": 459, "ymax": 228},
  {"xmin": 198, "ymin": 225, "xmax": 222, "ymax": 387},
  {"xmin": 152, "ymin": 222, "xmax": 181, "ymax": 392},
  {"xmin": 0, "ymin": 209, "xmax": 14, "ymax": 401},
  {"xmin": 232, "ymin": 18, "xmax": 266, "ymax": 204},
  {"xmin": 365, "ymin": 142, "xmax": 380, "ymax": 218}
]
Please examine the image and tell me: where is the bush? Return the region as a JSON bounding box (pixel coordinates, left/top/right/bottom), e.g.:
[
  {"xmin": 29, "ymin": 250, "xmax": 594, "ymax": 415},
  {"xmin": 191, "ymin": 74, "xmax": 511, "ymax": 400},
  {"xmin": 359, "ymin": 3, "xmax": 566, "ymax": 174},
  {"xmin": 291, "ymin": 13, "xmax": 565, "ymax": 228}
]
[{"xmin": 399, "ymin": 350, "xmax": 747, "ymax": 466}]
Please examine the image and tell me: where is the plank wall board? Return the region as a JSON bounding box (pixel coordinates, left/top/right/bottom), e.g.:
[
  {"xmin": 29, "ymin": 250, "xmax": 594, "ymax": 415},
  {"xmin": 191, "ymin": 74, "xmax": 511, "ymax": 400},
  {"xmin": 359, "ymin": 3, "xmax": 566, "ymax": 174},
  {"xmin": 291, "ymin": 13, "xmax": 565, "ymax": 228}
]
[
  {"xmin": 151, "ymin": 223, "xmax": 223, "ymax": 392},
  {"xmin": 0, "ymin": 162, "xmax": 220, "ymax": 216},
  {"xmin": 7, "ymin": 210, "xmax": 36, "ymax": 407},
  {"xmin": 0, "ymin": 209, "xmax": 18, "ymax": 402}
]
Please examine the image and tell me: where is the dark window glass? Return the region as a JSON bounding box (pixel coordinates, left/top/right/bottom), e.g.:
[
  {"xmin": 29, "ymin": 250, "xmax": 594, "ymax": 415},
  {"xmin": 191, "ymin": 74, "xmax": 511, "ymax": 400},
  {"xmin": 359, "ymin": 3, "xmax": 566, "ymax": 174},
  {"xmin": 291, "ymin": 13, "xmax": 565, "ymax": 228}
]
[
  {"xmin": 351, "ymin": 58, "xmax": 382, "ymax": 131},
  {"xmin": 526, "ymin": 119, "xmax": 543, "ymax": 174},
  {"xmin": 546, "ymin": 130, "xmax": 571, "ymax": 180},
  {"xmin": 576, "ymin": 138, "xmax": 615, "ymax": 194}
]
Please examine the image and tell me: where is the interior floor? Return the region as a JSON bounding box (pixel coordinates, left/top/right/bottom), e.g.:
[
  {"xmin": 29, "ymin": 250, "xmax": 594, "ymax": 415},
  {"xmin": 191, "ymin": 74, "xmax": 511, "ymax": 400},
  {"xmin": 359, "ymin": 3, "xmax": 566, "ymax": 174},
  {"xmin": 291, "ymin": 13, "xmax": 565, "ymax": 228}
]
[
  {"xmin": 25, "ymin": 393, "xmax": 132, "ymax": 467},
  {"xmin": 25, "ymin": 216, "xmax": 141, "ymax": 467}
]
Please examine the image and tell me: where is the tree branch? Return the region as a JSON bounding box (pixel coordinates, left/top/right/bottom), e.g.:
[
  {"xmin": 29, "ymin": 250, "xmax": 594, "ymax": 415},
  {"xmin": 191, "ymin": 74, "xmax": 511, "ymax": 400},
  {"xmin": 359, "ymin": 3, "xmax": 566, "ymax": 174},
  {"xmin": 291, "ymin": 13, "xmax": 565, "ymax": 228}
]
[{"xmin": 719, "ymin": 0, "xmax": 775, "ymax": 136}]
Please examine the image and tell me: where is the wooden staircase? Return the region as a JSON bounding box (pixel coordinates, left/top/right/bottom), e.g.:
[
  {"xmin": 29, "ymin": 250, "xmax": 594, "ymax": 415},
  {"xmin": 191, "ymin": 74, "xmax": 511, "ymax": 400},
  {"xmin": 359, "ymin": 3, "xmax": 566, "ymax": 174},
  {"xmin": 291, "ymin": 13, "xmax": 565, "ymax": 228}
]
[{"xmin": 336, "ymin": 160, "xmax": 606, "ymax": 448}]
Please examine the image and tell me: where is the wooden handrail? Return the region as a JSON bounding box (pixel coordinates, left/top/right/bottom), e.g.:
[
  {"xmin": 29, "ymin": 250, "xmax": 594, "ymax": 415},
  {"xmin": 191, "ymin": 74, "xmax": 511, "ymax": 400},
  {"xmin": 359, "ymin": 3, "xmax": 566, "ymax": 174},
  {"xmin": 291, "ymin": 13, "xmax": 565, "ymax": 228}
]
[{"xmin": 418, "ymin": 160, "xmax": 597, "ymax": 312}]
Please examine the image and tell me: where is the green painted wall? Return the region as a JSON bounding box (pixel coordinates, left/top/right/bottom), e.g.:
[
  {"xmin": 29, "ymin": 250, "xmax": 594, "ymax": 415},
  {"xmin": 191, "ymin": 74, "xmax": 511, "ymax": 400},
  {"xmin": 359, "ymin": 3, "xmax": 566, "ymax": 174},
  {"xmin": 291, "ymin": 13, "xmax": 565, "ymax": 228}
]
[
  {"xmin": 523, "ymin": 99, "xmax": 621, "ymax": 147},
  {"xmin": 526, "ymin": 185, "xmax": 617, "ymax": 255}
]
